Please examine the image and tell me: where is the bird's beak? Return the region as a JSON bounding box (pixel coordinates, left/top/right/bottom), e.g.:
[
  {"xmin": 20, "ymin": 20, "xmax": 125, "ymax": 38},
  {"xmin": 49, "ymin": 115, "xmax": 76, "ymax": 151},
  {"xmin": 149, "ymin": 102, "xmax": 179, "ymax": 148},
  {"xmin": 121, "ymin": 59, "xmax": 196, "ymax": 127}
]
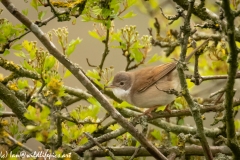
[{"xmin": 105, "ymin": 84, "xmax": 115, "ymax": 89}]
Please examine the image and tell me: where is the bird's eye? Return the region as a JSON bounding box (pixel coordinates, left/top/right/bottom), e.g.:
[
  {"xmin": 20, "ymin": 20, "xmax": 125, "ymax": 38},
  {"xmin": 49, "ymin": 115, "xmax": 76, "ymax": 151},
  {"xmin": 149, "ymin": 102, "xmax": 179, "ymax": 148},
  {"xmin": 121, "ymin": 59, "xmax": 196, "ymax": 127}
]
[{"xmin": 120, "ymin": 82, "xmax": 124, "ymax": 86}]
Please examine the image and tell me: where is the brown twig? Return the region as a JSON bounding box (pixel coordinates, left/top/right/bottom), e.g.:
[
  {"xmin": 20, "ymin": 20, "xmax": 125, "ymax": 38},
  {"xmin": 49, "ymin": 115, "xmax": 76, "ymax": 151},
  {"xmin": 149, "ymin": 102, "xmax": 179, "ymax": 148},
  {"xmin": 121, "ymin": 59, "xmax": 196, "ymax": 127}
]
[
  {"xmin": 99, "ymin": 28, "xmax": 110, "ymax": 70},
  {"xmin": 129, "ymin": 145, "xmax": 141, "ymax": 160},
  {"xmin": 84, "ymin": 132, "xmax": 116, "ymax": 160}
]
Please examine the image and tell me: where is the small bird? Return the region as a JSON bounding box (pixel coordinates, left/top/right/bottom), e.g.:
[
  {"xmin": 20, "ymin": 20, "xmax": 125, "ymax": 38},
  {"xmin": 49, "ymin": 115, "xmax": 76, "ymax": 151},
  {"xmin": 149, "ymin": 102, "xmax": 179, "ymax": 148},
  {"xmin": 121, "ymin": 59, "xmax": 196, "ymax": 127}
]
[{"xmin": 109, "ymin": 40, "xmax": 209, "ymax": 113}]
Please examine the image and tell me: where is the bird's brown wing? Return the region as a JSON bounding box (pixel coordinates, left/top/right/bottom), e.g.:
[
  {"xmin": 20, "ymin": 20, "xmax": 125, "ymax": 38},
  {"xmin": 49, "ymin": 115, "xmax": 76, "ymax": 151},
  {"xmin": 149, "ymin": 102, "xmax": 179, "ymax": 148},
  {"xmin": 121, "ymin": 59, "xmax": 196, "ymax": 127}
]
[
  {"xmin": 134, "ymin": 39, "xmax": 210, "ymax": 93},
  {"xmin": 135, "ymin": 62, "xmax": 177, "ymax": 93}
]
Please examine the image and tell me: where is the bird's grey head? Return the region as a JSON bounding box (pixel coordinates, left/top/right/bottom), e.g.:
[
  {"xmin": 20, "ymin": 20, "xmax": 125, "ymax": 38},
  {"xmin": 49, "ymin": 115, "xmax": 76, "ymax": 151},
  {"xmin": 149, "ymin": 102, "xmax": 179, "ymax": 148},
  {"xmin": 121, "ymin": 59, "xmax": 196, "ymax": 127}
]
[{"xmin": 111, "ymin": 71, "xmax": 132, "ymax": 90}]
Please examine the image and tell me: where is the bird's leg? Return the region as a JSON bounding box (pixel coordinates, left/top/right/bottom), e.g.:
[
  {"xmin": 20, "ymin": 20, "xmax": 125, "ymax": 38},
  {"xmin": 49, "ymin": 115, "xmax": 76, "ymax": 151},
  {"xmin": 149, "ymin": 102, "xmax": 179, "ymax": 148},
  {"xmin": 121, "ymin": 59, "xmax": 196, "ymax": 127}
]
[
  {"xmin": 141, "ymin": 106, "xmax": 159, "ymax": 117},
  {"xmin": 141, "ymin": 101, "xmax": 174, "ymax": 117},
  {"xmin": 164, "ymin": 103, "xmax": 172, "ymax": 114}
]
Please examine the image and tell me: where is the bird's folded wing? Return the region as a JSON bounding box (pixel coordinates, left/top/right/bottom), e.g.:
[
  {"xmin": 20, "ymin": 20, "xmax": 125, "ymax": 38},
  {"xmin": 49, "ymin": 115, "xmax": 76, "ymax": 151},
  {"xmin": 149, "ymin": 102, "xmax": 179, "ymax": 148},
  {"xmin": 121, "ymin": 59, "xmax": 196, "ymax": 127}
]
[{"xmin": 137, "ymin": 62, "xmax": 177, "ymax": 93}]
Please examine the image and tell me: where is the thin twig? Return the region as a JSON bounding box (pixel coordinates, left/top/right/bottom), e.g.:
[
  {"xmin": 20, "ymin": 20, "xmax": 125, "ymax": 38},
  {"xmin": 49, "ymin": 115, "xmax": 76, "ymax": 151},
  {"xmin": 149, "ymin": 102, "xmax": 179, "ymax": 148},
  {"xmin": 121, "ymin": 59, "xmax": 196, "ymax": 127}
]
[
  {"xmin": 99, "ymin": 28, "xmax": 110, "ymax": 70},
  {"xmin": 86, "ymin": 58, "xmax": 97, "ymax": 67},
  {"xmin": 193, "ymin": 49, "xmax": 201, "ymax": 85},
  {"xmin": 5, "ymin": 130, "xmax": 33, "ymax": 153},
  {"xmin": 84, "ymin": 132, "xmax": 116, "ymax": 160},
  {"xmin": 129, "ymin": 145, "xmax": 141, "ymax": 160}
]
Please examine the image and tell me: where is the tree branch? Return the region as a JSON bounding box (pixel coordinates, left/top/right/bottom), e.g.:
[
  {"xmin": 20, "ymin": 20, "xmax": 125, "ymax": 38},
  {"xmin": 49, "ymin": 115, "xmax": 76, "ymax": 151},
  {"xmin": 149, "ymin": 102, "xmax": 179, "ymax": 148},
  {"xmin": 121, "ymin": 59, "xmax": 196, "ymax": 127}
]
[
  {"xmin": 222, "ymin": 0, "xmax": 240, "ymax": 158},
  {"xmin": 0, "ymin": 82, "xmax": 33, "ymax": 126},
  {"xmin": 177, "ymin": 0, "xmax": 213, "ymax": 159},
  {"xmin": 87, "ymin": 145, "xmax": 232, "ymax": 158},
  {"xmin": 99, "ymin": 28, "xmax": 110, "ymax": 70}
]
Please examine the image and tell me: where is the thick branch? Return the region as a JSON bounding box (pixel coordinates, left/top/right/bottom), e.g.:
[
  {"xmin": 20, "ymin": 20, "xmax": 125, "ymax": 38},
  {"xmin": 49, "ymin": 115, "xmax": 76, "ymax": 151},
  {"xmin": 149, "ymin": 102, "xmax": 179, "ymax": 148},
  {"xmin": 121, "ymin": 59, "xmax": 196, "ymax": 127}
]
[
  {"xmin": 87, "ymin": 146, "xmax": 232, "ymax": 158},
  {"xmin": 222, "ymin": 0, "xmax": 240, "ymax": 158},
  {"xmin": 0, "ymin": 82, "xmax": 33, "ymax": 126},
  {"xmin": 177, "ymin": 0, "xmax": 213, "ymax": 159}
]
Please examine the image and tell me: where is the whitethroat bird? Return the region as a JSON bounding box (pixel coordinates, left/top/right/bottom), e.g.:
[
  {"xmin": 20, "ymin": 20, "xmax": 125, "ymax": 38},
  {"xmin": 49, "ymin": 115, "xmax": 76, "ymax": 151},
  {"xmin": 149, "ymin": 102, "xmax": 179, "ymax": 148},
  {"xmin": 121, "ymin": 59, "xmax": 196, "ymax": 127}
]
[{"xmin": 109, "ymin": 40, "xmax": 209, "ymax": 114}]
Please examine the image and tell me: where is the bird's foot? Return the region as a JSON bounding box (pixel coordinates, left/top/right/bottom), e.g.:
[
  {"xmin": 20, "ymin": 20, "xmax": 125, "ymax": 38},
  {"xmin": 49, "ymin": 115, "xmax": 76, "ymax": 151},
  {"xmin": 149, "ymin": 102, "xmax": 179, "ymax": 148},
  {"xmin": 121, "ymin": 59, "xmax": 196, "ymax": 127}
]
[
  {"xmin": 140, "ymin": 106, "xmax": 159, "ymax": 118},
  {"xmin": 164, "ymin": 104, "xmax": 172, "ymax": 114}
]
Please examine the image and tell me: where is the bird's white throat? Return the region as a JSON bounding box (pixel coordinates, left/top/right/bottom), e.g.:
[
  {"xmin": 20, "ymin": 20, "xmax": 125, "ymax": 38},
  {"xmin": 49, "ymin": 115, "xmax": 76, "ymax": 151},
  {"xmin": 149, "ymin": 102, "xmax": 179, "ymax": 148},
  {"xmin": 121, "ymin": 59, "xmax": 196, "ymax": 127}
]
[{"xmin": 112, "ymin": 87, "xmax": 130, "ymax": 100}]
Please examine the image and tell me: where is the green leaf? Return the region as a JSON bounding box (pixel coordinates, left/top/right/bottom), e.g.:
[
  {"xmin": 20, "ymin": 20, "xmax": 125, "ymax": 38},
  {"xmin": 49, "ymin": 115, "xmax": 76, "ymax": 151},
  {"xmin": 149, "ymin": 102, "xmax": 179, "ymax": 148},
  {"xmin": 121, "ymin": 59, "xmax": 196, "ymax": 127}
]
[
  {"xmin": 88, "ymin": 30, "xmax": 102, "ymax": 40},
  {"xmin": 22, "ymin": 9, "xmax": 28, "ymax": 16},
  {"xmin": 9, "ymin": 124, "xmax": 19, "ymax": 135},
  {"xmin": 102, "ymin": 8, "xmax": 112, "ymax": 17},
  {"xmin": 127, "ymin": 0, "xmax": 137, "ymax": 7},
  {"xmin": 121, "ymin": 11, "xmax": 136, "ymax": 19},
  {"xmin": 17, "ymin": 79, "xmax": 28, "ymax": 89},
  {"xmin": 174, "ymin": 101, "xmax": 183, "ymax": 110},
  {"xmin": 23, "ymin": 60, "xmax": 34, "ymax": 71},
  {"xmin": 54, "ymin": 100, "xmax": 62, "ymax": 106},
  {"xmin": 22, "ymin": 40, "xmax": 37, "ymax": 59},
  {"xmin": 87, "ymin": 97, "xmax": 101, "ymax": 109},
  {"xmin": 110, "ymin": 0, "xmax": 120, "ymax": 13},
  {"xmin": 36, "ymin": 132, "xmax": 44, "ymax": 142},
  {"xmin": 44, "ymin": 55, "xmax": 56, "ymax": 71},
  {"xmin": 24, "ymin": 105, "xmax": 37, "ymax": 120},
  {"xmin": 62, "ymin": 128, "xmax": 70, "ymax": 142},
  {"xmin": 151, "ymin": 129, "xmax": 161, "ymax": 140},
  {"xmin": 48, "ymin": 130, "xmax": 56, "ymax": 139},
  {"xmin": 131, "ymin": 48, "xmax": 143, "ymax": 62},
  {"xmin": 155, "ymin": 106, "xmax": 166, "ymax": 112},
  {"xmin": 64, "ymin": 69, "xmax": 72, "ymax": 78},
  {"xmin": 86, "ymin": 69, "xmax": 100, "ymax": 80},
  {"xmin": 30, "ymin": 0, "xmax": 38, "ymax": 11},
  {"xmin": 92, "ymin": 6, "xmax": 102, "ymax": 16},
  {"xmin": 93, "ymin": 79, "xmax": 104, "ymax": 88},
  {"xmin": 66, "ymin": 38, "xmax": 82, "ymax": 56},
  {"xmin": 149, "ymin": 0, "xmax": 159, "ymax": 9},
  {"xmin": 170, "ymin": 133, "xmax": 178, "ymax": 146},
  {"xmin": 111, "ymin": 31, "xmax": 121, "ymax": 41},
  {"xmin": 12, "ymin": 44, "xmax": 23, "ymax": 51},
  {"xmin": 109, "ymin": 124, "xmax": 120, "ymax": 131},
  {"xmin": 14, "ymin": 51, "xmax": 26, "ymax": 58},
  {"xmin": 38, "ymin": 11, "xmax": 47, "ymax": 20},
  {"xmin": 83, "ymin": 124, "xmax": 97, "ymax": 133},
  {"xmin": 104, "ymin": 19, "xmax": 112, "ymax": 28},
  {"xmin": 177, "ymin": 118, "xmax": 184, "ymax": 125},
  {"xmin": 87, "ymin": 97, "xmax": 101, "ymax": 117},
  {"xmin": 117, "ymin": 101, "xmax": 132, "ymax": 108},
  {"xmin": 235, "ymin": 119, "xmax": 240, "ymax": 131},
  {"xmin": 81, "ymin": 15, "xmax": 91, "ymax": 22},
  {"xmin": 147, "ymin": 53, "xmax": 161, "ymax": 64},
  {"xmin": 79, "ymin": 137, "xmax": 88, "ymax": 145},
  {"xmin": 3, "ymin": 49, "xmax": 10, "ymax": 56},
  {"xmin": 40, "ymin": 106, "xmax": 50, "ymax": 120},
  {"xmin": 234, "ymin": 105, "xmax": 240, "ymax": 111}
]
